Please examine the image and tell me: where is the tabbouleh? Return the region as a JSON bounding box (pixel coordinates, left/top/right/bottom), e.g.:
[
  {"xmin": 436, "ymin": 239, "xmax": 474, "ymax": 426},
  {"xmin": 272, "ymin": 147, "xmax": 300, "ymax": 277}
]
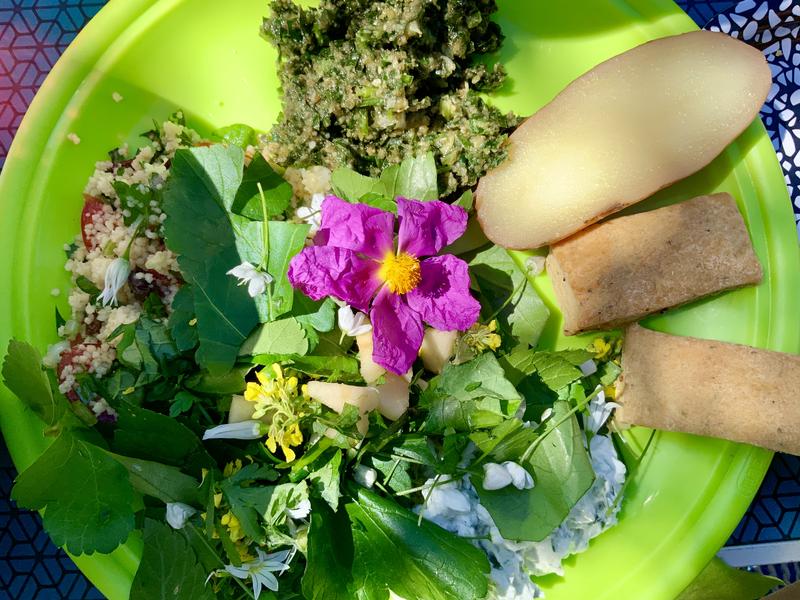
[{"xmin": 261, "ymin": 0, "xmax": 519, "ymax": 196}]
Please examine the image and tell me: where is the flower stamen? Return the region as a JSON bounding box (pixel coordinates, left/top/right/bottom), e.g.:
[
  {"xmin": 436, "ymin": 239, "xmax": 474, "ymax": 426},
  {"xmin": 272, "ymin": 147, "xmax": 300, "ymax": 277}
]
[{"xmin": 378, "ymin": 251, "xmax": 421, "ymax": 295}]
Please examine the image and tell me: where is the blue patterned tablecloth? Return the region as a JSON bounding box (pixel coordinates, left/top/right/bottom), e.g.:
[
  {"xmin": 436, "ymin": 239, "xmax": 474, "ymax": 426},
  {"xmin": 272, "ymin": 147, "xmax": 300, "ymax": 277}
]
[{"xmin": 0, "ymin": 1, "xmax": 799, "ymax": 598}]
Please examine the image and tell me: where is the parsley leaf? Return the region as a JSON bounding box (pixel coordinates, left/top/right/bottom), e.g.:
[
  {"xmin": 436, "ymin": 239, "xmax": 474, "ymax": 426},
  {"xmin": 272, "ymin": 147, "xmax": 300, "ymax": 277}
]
[
  {"xmin": 11, "ymin": 432, "xmax": 136, "ymax": 554},
  {"xmin": 346, "ymin": 487, "xmax": 490, "ymax": 600},
  {"xmin": 2, "ymin": 340, "xmax": 66, "ymax": 427},
  {"xmin": 129, "ymin": 519, "xmax": 214, "ymax": 600},
  {"xmin": 421, "ymin": 353, "xmax": 521, "ymax": 433}
]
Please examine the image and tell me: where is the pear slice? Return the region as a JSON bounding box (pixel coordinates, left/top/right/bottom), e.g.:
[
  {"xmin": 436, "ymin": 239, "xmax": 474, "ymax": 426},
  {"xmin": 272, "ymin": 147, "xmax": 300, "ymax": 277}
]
[
  {"xmin": 228, "ymin": 394, "xmax": 256, "ymax": 423},
  {"xmin": 356, "ymin": 330, "xmax": 385, "ymax": 385},
  {"xmin": 475, "ymin": 30, "xmax": 771, "ymax": 249},
  {"xmin": 376, "ymin": 374, "xmax": 410, "ymax": 421},
  {"xmin": 306, "ymin": 381, "xmax": 379, "ymax": 435},
  {"xmin": 419, "ymin": 328, "xmax": 458, "ymax": 374}
]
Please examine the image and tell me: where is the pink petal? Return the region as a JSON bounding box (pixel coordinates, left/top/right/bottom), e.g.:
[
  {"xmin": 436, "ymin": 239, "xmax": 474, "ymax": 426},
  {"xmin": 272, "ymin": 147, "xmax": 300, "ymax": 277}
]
[
  {"xmin": 288, "ymin": 246, "xmax": 381, "ymax": 313},
  {"xmin": 406, "ymin": 255, "xmax": 480, "ymax": 331},
  {"xmin": 370, "ymin": 288, "xmax": 424, "ymax": 376},
  {"xmin": 396, "ymin": 198, "xmax": 468, "ymax": 258},
  {"xmin": 316, "ymin": 195, "xmax": 395, "ymax": 259}
]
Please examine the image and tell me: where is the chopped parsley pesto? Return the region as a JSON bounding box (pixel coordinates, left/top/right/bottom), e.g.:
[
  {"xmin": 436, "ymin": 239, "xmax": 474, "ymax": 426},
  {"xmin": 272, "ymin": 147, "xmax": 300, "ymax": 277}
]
[{"xmin": 261, "ymin": 0, "xmax": 520, "ymax": 196}]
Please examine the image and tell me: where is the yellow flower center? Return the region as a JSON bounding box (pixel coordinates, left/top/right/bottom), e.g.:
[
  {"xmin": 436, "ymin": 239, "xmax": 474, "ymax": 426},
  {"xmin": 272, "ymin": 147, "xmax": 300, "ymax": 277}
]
[{"xmin": 378, "ymin": 251, "xmax": 421, "ymax": 294}]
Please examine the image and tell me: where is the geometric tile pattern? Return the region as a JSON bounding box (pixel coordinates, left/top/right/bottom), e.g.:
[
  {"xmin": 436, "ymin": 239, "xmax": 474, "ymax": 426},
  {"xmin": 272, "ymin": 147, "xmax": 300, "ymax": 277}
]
[
  {"xmin": 0, "ymin": 0, "xmax": 104, "ymax": 169},
  {"xmin": 0, "ymin": 0, "xmax": 797, "ymax": 598},
  {"xmin": 0, "ymin": 439, "xmax": 104, "ymax": 600}
]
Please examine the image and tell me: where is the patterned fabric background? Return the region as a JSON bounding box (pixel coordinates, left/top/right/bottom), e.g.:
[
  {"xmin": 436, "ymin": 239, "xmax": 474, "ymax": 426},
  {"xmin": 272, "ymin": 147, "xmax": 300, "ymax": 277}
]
[{"xmin": 0, "ymin": 0, "xmax": 798, "ymax": 598}]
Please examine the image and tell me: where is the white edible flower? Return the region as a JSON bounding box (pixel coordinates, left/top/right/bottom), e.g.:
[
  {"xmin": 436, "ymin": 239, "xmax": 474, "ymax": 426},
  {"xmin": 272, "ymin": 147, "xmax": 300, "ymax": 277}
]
[
  {"xmin": 42, "ymin": 340, "xmax": 71, "ymax": 369},
  {"xmin": 166, "ymin": 502, "xmax": 197, "ymax": 529},
  {"xmin": 295, "ymin": 192, "xmax": 325, "ymax": 235},
  {"xmin": 98, "ymin": 257, "xmax": 130, "ymax": 307},
  {"xmin": 525, "ymin": 255, "xmax": 546, "ymax": 276},
  {"xmin": 353, "ymin": 465, "xmax": 378, "ymax": 488},
  {"xmin": 223, "ymin": 548, "xmax": 294, "ymax": 599},
  {"xmin": 482, "ymin": 462, "xmax": 534, "ymax": 491},
  {"xmin": 587, "ymin": 389, "xmax": 622, "ymax": 434},
  {"xmin": 203, "ymin": 420, "xmax": 264, "ymax": 441},
  {"xmin": 503, "ymin": 461, "xmax": 535, "ymax": 490},
  {"xmin": 227, "ymin": 261, "xmax": 273, "ymax": 298},
  {"xmin": 286, "ymin": 498, "xmax": 312, "ymax": 520},
  {"xmin": 337, "ymin": 305, "xmax": 372, "ymax": 337},
  {"xmin": 579, "ymin": 359, "xmax": 597, "ymax": 377}
]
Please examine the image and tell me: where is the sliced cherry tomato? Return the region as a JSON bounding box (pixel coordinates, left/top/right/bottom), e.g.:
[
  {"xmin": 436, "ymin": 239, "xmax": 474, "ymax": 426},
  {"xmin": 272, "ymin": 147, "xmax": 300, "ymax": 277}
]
[{"xmin": 80, "ymin": 194, "xmax": 106, "ymax": 250}]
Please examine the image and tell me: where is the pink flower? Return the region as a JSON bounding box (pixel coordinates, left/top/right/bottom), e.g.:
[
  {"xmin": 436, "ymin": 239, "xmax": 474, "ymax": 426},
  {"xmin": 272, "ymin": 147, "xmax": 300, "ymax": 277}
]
[{"xmin": 288, "ymin": 196, "xmax": 480, "ymax": 375}]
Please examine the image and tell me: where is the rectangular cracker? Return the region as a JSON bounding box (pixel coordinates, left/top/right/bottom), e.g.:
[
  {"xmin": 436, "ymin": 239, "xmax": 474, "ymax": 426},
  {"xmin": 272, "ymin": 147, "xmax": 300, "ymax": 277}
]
[
  {"xmin": 616, "ymin": 324, "xmax": 800, "ymax": 455},
  {"xmin": 546, "ymin": 193, "xmax": 762, "ymax": 335}
]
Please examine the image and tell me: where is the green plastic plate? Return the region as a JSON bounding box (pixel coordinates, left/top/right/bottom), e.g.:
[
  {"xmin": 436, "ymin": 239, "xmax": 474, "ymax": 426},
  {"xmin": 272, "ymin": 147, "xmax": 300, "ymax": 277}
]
[{"xmin": 0, "ymin": 0, "xmax": 798, "ymax": 598}]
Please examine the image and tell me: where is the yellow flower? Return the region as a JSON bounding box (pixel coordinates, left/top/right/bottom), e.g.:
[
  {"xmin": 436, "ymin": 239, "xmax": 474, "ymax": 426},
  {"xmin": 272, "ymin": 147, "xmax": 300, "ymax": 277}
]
[
  {"xmin": 244, "ymin": 363, "xmax": 310, "ymax": 463},
  {"xmin": 590, "ymin": 337, "xmax": 612, "ymax": 360},
  {"xmin": 221, "ymin": 511, "xmax": 245, "ymax": 543},
  {"xmin": 223, "ymin": 459, "xmax": 243, "ymax": 478},
  {"xmin": 604, "ymin": 384, "xmax": 617, "ymax": 400}
]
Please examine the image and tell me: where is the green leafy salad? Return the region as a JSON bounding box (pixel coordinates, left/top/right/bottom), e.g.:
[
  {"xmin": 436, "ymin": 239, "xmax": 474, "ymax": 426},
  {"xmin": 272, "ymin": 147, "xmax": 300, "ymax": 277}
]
[{"xmin": 2, "ymin": 2, "xmax": 639, "ymax": 600}]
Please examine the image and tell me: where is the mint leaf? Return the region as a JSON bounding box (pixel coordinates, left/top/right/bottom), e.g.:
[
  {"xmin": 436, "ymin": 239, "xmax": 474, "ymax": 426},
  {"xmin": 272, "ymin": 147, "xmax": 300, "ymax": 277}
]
[
  {"xmin": 112, "ymin": 453, "xmax": 201, "ymax": 505},
  {"xmin": 475, "ymin": 400, "xmax": 594, "ymax": 541},
  {"xmin": 421, "ymin": 353, "xmax": 521, "ymax": 433},
  {"xmin": 11, "ymin": 432, "xmax": 135, "ymax": 554},
  {"xmin": 239, "ymin": 317, "xmax": 309, "ymax": 356},
  {"xmin": 347, "ymin": 487, "xmax": 490, "ymax": 600},
  {"xmin": 303, "ymin": 500, "xmax": 354, "ymax": 600},
  {"xmin": 163, "ymin": 146, "xmax": 259, "ymax": 373},
  {"xmin": 3, "ymin": 340, "xmax": 66, "ymax": 426},
  {"xmin": 470, "ymin": 246, "xmax": 549, "ymax": 348},
  {"xmin": 232, "ymin": 152, "xmax": 292, "ymax": 219},
  {"xmin": 130, "ymin": 519, "xmax": 214, "ymax": 600}
]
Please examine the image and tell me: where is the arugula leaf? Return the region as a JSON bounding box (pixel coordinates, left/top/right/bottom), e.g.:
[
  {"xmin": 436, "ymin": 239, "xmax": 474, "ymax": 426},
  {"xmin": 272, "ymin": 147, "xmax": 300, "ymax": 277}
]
[
  {"xmin": 163, "ymin": 145, "xmax": 259, "ymax": 374},
  {"xmin": 130, "ymin": 519, "xmax": 214, "ymax": 600},
  {"xmin": 347, "ymin": 487, "xmax": 490, "ymax": 600},
  {"xmin": 303, "ymin": 500, "xmax": 354, "ymax": 600},
  {"xmin": 111, "ymin": 453, "xmax": 201, "ymax": 505},
  {"xmin": 307, "ymin": 450, "xmax": 342, "ymax": 511},
  {"xmin": 168, "ymin": 286, "xmax": 198, "ymax": 352},
  {"xmin": 421, "ymin": 353, "xmax": 521, "ymax": 433},
  {"xmin": 3, "ymin": 340, "xmax": 66, "ymax": 427},
  {"xmin": 112, "ymin": 401, "xmax": 212, "ymax": 473},
  {"xmin": 470, "ymin": 246, "xmax": 549, "ymax": 348},
  {"xmin": 475, "ymin": 400, "xmax": 594, "ymax": 541},
  {"xmin": 239, "ymin": 317, "xmax": 309, "ymax": 356},
  {"xmin": 231, "ymin": 152, "xmax": 292, "ymax": 219},
  {"xmin": 11, "ymin": 432, "xmax": 135, "ymax": 554}
]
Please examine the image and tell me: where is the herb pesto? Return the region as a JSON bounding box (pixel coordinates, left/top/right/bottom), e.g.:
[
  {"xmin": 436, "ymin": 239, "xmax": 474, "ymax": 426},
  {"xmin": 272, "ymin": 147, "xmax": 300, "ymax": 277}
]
[{"xmin": 261, "ymin": 0, "xmax": 520, "ymax": 196}]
